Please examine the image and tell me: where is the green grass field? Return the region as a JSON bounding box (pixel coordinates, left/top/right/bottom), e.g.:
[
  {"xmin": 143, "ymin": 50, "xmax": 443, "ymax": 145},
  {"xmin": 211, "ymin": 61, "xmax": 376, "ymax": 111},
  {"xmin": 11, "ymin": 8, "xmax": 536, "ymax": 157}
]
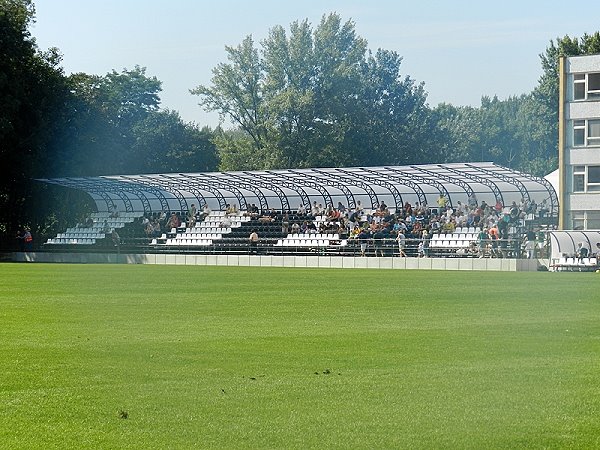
[{"xmin": 1, "ymin": 263, "xmax": 599, "ymax": 449}]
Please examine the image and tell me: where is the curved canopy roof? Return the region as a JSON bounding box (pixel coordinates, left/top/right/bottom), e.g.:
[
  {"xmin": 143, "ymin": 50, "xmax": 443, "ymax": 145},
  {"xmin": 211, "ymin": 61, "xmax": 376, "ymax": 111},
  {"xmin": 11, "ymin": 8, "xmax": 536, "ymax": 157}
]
[
  {"xmin": 549, "ymin": 230, "xmax": 600, "ymax": 260},
  {"xmin": 38, "ymin": 162, "xmax": 558, "ymax": 218}
]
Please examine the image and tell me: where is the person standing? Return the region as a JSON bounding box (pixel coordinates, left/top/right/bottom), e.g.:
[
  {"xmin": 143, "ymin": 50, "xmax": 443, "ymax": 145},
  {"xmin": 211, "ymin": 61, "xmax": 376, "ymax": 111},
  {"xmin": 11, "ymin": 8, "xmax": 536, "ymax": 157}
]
[
  {"xmin": 436, "ymin": 194, "xmax": 447, "ymax": 215},
  {"xmin": 524, "ymin": 230, "xmax": 537, "ymax": 259},
  {"xmin": 395, "ymin": 231, "xmax": 406, "ymax": 257},
  {"xmin": 16, "ymin": 228, "xmax": 25, "ymax": 252},
  {"xmin": 249, "ymin": 229, "xmax": 259, "ymax": 254},
  {"xmin": 111, "ymin": 229, "xmax": 120, "ymax": 250},
  {"xmin": 187, "ymin": 203, "xmax": 197, "ymax": 227},
  {"xmin": 16, "ymin": 227, "xmax": 32, "ymax": 251},
  {"xmin": 23, "ymin": 227, "xmax": 33, "ymax": 251}
]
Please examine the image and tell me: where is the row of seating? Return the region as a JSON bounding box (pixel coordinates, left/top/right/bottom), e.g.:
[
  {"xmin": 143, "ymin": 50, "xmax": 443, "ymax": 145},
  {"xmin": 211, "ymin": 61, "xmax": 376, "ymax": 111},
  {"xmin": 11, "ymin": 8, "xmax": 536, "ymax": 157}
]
[
  {"xmin": 286, "ymin": 233, "xmax": 341, "ymax": 240},
  {"xmin": 434, "ymin": 233, "xmax": 479, "ymax": 241},
  {"xmin": 454, "ymin": 227, "xmax": 479, "ymax": 234},
  {"xmin": 551, "ymin": 257, "xmax": 598, "ymax": 271},
  {"xmin": 172, "ymin": 227, "xmax": 232, "ymax": 235},
  {"xmin": 66, "ymin": 226, "xmax": 111, "ymax": 233},
  {"xmin": 151, "ymin": 231, "xmax": 225, "ymax": 244},
  {"xmin": 171, "ymin": 233, "xmax": 222, "ymax": 240},
  {"xmin": 192, "ymin": 221, "xmax": 246, "ymax": 229},
  {"xmin": 275, "ymin": 239, "xmax": 348, "ymax": 247},
  {"xmin": 56, "ymin": 232, "xmax": 106, "ymax": 239},
  {"xmin": 203, "ymin": 212, "xmax": 255, "ymax": 223},
  {"xmin": 430, "ymin": 239, "xmax": 475, "ymax": 249},
  {"xmin": 429, "ymin": 233, "xmax": 478, "ymax": 249},
  {"xmin": 46, "ymin": 238, "xmax": 97, "ymax": 245},
  {"xmin": 163, "ymin": 238, "xmax": 213, "ymax": 246}
]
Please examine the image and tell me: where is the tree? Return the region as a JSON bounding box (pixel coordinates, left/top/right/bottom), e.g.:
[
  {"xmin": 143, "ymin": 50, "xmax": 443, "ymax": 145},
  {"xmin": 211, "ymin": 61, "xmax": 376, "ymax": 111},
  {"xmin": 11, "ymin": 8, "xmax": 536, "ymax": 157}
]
[
  {"xmin": 191, "ymin": 35, "xmax": 268, "ymax": 167},
  {"xmin": 192, "ymin": 13, "xmax": 433, "ymax": 170},
  {"xmin": 129, "ymin": 110, "xmax": 218, "ymax": 173},
  {"xmin": 51, "ymin": 67, "xmax": 164, "ymax": 177},
  {"xmin": 431, "ymin": 103, "xmax": 481, "ymax": 163},
  {"xmin": 351, "ymin": 49, "xmax": 438, "ymax": 166},
  {"xmin": 0, "ymin": 0, "xmax": 71, "ymax": 248}
]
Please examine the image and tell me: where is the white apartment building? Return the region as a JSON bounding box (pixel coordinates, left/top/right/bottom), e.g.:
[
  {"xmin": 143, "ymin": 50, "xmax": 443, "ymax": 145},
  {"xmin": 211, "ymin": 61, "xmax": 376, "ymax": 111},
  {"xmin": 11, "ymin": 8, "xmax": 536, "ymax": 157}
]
[{"xmin": 559, "ymin": 54, "xmax": 600, "ymax": 230}]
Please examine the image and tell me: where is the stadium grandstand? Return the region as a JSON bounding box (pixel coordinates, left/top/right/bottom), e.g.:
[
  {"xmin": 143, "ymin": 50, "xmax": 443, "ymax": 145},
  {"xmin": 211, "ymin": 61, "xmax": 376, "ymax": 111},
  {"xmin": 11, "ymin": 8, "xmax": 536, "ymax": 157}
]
[{"xmin": 36, "ymin": 162, "xmax": 560, "ymax": 262}]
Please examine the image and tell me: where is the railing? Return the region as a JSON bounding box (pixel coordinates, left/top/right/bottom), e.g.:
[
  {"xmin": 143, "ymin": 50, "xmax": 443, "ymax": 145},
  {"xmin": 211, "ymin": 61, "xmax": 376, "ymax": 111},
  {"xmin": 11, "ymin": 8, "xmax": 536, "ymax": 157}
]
[{"xmin": 39, "ymin": 236, "xmax": 543, "ymax": 259}]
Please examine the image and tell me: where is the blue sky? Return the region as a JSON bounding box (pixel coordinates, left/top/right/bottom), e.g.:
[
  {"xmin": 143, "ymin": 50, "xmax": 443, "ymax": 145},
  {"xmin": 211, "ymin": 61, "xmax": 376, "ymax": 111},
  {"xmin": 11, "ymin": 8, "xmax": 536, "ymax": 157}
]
[{"xmin": 32, "ymin": 0, "xmax": 599, "ymax": 127}]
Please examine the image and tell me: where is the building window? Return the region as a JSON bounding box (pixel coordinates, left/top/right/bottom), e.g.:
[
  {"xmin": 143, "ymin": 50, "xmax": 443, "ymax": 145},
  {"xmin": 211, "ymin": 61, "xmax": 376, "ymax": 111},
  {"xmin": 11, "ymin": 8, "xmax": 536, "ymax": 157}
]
[
  {"xmin": 571, "ymin": 210, "xmax": 600, "ymax": 230},
  {"xmin": 574, "ymin": 120, "xmax": 585, "ymax": 146},
  {"xmin": 588, "ymin": 166, "xmax": 600, "ymax": 191},
  {"xmin": 589, "ymin": 120, "xmax": 600, "ymax": 146},
  {"xmin": 573, "ymin": 166, "xmax": 585, "ymax": 192},
  {"xmin": 571, "ymin": 211, "xmax": 585, "ymax": 230},
  {"xmin": 573, "ymin": 72, "xmax": 600, "ymax": 100},
  {"xmin": 589, "ymin": 73, "xmax": 600, "ymax": 95},
  {"xmin": 572, "ymin": 119, "xmax": 600, "ymax": 147},
  {"xmin": 588, "ymin": 212, "xmax": 600, "ymax": 229},
  {"xmin": 572, "ymin": 165, "xmax": 600, "ymax": 192},
  {"xmin": 574, "ymin": 74, "xmax": 586, "ymax": 100}
]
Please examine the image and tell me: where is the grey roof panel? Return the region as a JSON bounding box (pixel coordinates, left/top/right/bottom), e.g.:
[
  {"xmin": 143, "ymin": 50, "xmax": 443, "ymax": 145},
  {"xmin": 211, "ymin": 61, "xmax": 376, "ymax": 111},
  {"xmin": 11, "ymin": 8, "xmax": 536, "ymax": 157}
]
[{"xmin": 37, "ymin": 162, "xmax": 558, "ymax": 218}]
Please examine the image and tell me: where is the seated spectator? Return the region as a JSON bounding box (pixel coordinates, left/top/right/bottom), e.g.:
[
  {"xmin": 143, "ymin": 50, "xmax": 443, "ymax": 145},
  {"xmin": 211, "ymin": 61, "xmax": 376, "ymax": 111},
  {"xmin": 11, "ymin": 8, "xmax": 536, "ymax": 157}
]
[
  {"xmin": 576, "ymin": 242, "xmax": 589, "ymax": 261},
  {"xmin": 226, "ymin": 203, "xmax": 238, "ymax": 216},
  {"xmin": 291, "ymin": 222, "xmax": 300, "ymax": 234},
  {"xmin": 144, "ymin": 221, "xmax": 155, "ymax": 237},
  {"xmin": 220, "ymin": 216, "xmax": 232, "ymax": 228},
  {"xmin": 258, "ymin": 212, "xmax": 274, "ymax": 223},
  {"xmin": 310, "ymin": 201, "xmax": 320, "ymax": 218},
  {"xmin": 199, "ymin": 204, "xmax": 211, "ymax": 221},
  {"xmin": 152, "ymin": 219, "xmax": 161, "ymax": 237},
  {"xmin": 243, "ymin": 203, "xmax": 259, "ymax": 219},
  {"xmin": 167, "ymin": 212, "xmax": 181, "ymax": 230},
  {"xmin": 328, "ymin": 207, "xmax": 341, "ymax": 221}
]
